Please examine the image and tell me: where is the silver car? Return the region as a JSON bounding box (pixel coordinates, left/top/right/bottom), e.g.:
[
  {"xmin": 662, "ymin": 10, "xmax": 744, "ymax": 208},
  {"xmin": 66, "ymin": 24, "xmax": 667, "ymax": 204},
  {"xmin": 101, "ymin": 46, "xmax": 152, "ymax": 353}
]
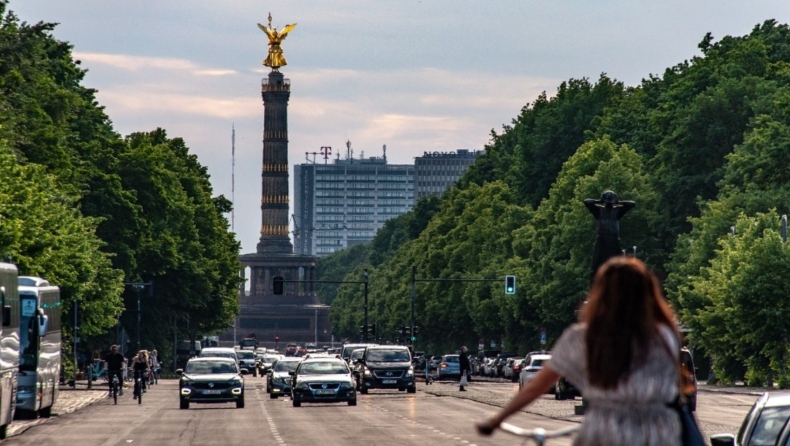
[{"xmin": 518, "ymin": 353, "xmax": 551, "ymax": 390}]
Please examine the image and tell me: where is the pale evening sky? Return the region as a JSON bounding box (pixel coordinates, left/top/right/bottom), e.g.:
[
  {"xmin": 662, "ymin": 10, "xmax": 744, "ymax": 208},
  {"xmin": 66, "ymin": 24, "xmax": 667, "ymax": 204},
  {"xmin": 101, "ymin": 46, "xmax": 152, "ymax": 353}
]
[{"xmin": 9, "ymin": 1, "xmax": 790, "ymax": 255}]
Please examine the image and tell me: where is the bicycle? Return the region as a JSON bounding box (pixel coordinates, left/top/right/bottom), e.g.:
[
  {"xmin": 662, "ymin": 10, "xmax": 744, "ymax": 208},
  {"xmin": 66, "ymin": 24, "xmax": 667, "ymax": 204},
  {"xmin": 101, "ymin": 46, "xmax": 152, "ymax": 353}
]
[
  {"xmin": 111, "ymin": 374, "xmax": 120, "ymax": 405},
  {"xmin": 133, "ymin": 372, "xmax": 146, "ymax": 405},
  {"xmin": 499, "ymin": 423, "xmax": 579, "ymax": 446}
]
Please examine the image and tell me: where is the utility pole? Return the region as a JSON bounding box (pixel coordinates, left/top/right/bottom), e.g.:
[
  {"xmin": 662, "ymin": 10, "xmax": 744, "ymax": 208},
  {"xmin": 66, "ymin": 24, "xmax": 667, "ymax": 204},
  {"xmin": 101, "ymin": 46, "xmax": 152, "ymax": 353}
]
[
  {"xmin": 124, "ymin": 281, "xmax": 153, "ymax": 353},
  {"xmin": 73, "ymin": 300, "xmax": 78, "ymax": 385},
  {"xmin": 411, "ymin": 266, "xmax": 416, "ymax": 347}
]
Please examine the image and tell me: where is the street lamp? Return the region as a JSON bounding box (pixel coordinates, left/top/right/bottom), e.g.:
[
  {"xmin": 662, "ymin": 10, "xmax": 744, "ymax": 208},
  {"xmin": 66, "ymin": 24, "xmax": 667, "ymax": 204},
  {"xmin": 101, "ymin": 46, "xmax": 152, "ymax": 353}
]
[{"xmin": 124, "ymin": 281, "xmax": 153, "ymax": 352}]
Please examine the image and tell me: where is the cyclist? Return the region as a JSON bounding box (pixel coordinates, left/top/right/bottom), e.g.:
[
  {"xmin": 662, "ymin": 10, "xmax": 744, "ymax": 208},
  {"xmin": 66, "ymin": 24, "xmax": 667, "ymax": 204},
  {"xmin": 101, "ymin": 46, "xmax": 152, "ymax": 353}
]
[
  {"xmin": 103, "ymin": 345, "xmax": 125, "ymax": 397},
  {"xmin": 131, "ymin": 350, "xmax": 149, "ymax": 399}
]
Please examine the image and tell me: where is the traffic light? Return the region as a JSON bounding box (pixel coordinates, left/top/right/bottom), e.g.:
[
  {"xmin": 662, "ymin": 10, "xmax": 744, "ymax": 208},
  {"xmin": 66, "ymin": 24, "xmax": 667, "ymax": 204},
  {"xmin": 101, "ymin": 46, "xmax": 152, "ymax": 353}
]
[
  {"xmin": 505, "ymin": 275, "xmax": 516, "ymax": 295},
  {"xmin": 273, "ymin": 276, "xmax": 284, "ymax": 295}
]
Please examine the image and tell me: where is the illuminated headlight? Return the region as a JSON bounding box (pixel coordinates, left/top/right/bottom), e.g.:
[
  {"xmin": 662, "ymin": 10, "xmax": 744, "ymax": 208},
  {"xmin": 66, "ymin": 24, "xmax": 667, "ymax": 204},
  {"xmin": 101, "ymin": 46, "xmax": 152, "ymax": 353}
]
[
  {"xmin": 231, "ymin": 388, "xmax": 243, "ymax": 395},
  {"xmin": 180, "ymin": 388, "xmax": 192, "ymax": 395},
  {"xmin": 339, "ymin": 382, "xmax": 353, "ymax": 389},
  {"xmin": 295, "ymin": 382, "xmax": 310, "ymax": 390},
  {"xmin": 364, "ymin": 369, "xmax": 371, "ymax": 376},
  {"xmin": 406, "ymin": 368, "xmax": 414, "ymax": 376}
]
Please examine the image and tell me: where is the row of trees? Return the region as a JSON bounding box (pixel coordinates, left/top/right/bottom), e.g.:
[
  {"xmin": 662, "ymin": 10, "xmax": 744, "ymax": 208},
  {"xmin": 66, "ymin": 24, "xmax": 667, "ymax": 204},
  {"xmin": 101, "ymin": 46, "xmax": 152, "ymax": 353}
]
[
  {"xmin": 320, "ymin": 20, "xmax": 790, "ymax": 386},
  {"xmin": 0, "ymin": 5, "xmax": 240, "ymax": 363}
]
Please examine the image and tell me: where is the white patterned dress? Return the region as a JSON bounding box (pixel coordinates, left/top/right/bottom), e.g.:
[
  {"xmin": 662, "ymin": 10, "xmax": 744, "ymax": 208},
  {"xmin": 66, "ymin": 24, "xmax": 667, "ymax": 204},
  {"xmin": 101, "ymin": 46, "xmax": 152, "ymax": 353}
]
[{"xmin": 548, "ymin": 323, "xmax": 681, "ymax": 446}]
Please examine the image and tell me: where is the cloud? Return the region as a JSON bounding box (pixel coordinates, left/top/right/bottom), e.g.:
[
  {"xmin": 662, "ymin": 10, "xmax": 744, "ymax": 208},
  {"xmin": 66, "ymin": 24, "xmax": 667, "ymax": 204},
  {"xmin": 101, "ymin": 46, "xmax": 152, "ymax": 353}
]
[{"xmin": 74, "ymin": 52, "xmax": 237, "ymax": 77}]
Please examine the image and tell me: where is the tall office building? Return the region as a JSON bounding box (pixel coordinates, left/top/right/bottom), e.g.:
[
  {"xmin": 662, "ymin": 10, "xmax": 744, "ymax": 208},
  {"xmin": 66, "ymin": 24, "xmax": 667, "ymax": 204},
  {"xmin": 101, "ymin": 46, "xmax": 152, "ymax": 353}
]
[
  {"xmin": 414, "ymin": 149, "xmax": 483, "ymax": 200},
  {"xmin": 294, "ymin": 151, "xmax": 415, "ymax": 256}
]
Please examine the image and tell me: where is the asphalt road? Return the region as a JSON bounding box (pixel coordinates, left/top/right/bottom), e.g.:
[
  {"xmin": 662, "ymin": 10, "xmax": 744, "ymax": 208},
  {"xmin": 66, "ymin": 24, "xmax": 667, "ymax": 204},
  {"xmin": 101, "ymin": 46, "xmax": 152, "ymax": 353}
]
[{"xmin": 3, "ymin": 377, "xmax": 760, "ymax": 446}]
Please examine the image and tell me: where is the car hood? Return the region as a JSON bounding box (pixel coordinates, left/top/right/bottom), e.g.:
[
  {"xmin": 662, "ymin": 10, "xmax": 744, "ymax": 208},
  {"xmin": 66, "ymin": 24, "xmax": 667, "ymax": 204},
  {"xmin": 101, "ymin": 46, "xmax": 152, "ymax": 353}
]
[
  {"xmin": 366, "ymin": 361, "xmax": 411, "ymax": 369},
  {"xmin": 272, "ymin": 371, "xmax": 292, "ymax": 379},
  {"xmin": 298, "ymin": 373, "xmax": 352, "ymax": 383},
  {"xmin": 182, "ymin": 373, "xmax": 241, "ymax": 382}
]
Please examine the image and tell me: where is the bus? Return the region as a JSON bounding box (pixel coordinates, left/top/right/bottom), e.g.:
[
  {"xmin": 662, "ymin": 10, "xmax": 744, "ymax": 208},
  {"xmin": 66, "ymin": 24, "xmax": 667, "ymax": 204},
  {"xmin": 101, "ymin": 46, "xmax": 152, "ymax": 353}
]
[
  {"xmin": 0, "ymin": 263, "xmax": 20, "ymax": 439},
  {"xmin": 17, "ymin": 276, "xmax": 60, "ymax": 418}
]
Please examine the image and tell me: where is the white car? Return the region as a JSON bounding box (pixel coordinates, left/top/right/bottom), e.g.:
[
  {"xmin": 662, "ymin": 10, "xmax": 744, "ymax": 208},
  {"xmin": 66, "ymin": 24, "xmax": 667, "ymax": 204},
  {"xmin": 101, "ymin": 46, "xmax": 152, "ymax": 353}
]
[
  {"xmin": 518, "ymin": 353, "xmax": 551, "ymax": 390},
  {"xmin": 482, "ymin": 358, "xmax": 497, "ymax": 377}
]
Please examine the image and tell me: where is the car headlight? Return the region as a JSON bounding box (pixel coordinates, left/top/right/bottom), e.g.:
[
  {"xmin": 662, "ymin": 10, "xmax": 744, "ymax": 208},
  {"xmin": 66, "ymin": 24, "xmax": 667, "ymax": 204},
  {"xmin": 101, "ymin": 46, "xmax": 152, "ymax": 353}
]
[
  {"xmin": 181, "ymin": 379, "xmax": 195, "ymax": 386},
  {"xmin": 274, "ymin": 376, "xmax": 287, "ymax": 384},
  {"xmin": 364, "ymin": 369, "xmax": 371, "ymax": 376},
  {"xmin": 339, "ymin": 382, "xmax": 353, "ymax": 389},
  {"xmin": 406, "ymin": 368, "xmax": 414, "ymax": 376},
  {"xmin": 295, "ymin": 382, "xmax": 310, "ymax": 390}
]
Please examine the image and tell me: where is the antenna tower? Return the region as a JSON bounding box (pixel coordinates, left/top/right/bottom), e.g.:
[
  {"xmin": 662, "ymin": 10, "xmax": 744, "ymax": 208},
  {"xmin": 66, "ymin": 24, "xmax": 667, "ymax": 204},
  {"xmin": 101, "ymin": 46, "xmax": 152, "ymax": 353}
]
[{"xmin": 232, "ymin": 124, "xmax": 235, "ymax": 232}]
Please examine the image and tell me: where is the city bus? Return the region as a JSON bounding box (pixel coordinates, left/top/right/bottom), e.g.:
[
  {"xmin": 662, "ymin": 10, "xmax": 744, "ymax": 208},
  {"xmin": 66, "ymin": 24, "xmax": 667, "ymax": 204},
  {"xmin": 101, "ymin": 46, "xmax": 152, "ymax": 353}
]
[
  {"xmin": 17, "ymin": 276, "xmax": 60, "ymax": 418},
  {"xmin": 0, "ymin": 263, "xmax": 20, "ymax": 439}
]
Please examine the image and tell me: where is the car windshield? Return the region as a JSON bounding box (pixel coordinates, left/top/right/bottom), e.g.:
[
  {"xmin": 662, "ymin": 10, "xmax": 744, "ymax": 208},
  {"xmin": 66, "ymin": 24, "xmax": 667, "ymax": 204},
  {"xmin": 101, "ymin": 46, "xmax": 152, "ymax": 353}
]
[
  {"xmin": 750, "ymin": 406, "xmax": 790, "ymax": 446},
  {"xmin": 186, "ymin": 360, "xmax": 237, "ymax": 374},
  {"xmin": 273, "ymin": 361, "xmax": 300, "ymax": 372},
  {"xmin": 366, "ymin": 349, "xmax": 411, "ymax": 362},
  {"xmin": 531, "ymin": 359, "xmax": 544, "ymax": 367},
  {"xmin": 200, "ymin": 351, "xmax": 235, "ymax": 359},
  {"xmin": 237, "ymin": 351, "xmax": 254, "ymax": 359},
  {"xmin": 298, "ymin": 361, "xmax": 349, "ymax": 375},
  {"xmin": 443, "ymin": 356, "xmax": 459, "ymax": 363}
]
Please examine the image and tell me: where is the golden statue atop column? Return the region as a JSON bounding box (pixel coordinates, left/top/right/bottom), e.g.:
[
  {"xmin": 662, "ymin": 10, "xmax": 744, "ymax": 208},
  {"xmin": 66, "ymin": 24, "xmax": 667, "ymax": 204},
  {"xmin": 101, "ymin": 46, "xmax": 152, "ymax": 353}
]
[{"xmin": 257, "ymin": 13, "xmax": 297, "ymax": 71}]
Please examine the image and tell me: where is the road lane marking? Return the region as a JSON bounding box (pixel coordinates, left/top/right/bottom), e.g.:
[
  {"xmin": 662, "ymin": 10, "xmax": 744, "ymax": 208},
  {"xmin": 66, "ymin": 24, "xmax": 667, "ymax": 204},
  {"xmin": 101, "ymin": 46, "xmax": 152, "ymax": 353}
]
[{"xmin": 256, "ymin": 387, "xmax": 286, "ymax": 445}]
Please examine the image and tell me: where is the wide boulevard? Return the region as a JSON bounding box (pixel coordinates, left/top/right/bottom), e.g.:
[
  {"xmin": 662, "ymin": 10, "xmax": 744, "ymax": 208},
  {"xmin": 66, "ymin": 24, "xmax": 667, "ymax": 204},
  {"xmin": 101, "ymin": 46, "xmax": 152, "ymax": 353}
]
[{"xmin": 5, "ymin": 378, "xmax": 760, "ymax": 446}]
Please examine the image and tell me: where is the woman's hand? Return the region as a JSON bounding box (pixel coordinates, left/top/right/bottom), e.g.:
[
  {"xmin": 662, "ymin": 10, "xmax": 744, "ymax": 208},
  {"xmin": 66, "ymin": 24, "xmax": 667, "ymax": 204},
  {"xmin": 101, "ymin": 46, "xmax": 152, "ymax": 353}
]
[{"xmin": 476, "ymin": 417, "xmax": 500, "ymax": 436}]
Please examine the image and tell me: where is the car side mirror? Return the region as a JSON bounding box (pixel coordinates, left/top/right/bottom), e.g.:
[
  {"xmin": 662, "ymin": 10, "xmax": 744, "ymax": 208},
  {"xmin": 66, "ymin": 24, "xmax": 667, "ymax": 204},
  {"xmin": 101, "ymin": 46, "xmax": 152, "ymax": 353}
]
[
  {"xmin": 240, "ymin": 368, "xmax": 250, "ymax": 375},
  {"xmin": 175, "ymin": 369, "xmax": 183, "ymax": 375},
  {"xmin": 710, "ymin": 434, "xmax": 735, "ymax": 446},
  {"xmin": 288, "ymin": 371, "xmax": 295, "ymax": 376}
]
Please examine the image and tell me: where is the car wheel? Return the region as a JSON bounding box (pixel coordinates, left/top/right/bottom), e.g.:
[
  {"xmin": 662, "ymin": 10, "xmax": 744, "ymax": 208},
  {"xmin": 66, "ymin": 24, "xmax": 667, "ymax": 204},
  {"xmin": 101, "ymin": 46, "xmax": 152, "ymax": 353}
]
[
  {"xmin": 253, "ymin": 369, "xmax": 257, "ymax": 377},
  {"xmin": 236, "ymin": 397, "xmax": 245, "ymax": 409},
  {"xmin": 180, "ymin": 399, "xmax": 189, "ymax": 410},
  {"xmin": 270, "ymin": 393, "xmax": 278, "ymax": 399},
  {"xmin": 407, "ymin": 386, "xmax": 416, "ymax": 394},
  {"xmin": 348, "ymin": 399, "xmax": 357, "ymax": 406},
  {"xmin": 39, "ymin": 405, "xmax": 52, "ymax": 418},
  {"xmin": 398, "ymin": 388, "xmax": 405, "ymax": 392},
  {"xmin": 292, "ymin": 398, "xmax": 301, "ymax": 407},
  {"xmin": 360, "ymin": 387, "xmax": 368, "ymax": 395}
]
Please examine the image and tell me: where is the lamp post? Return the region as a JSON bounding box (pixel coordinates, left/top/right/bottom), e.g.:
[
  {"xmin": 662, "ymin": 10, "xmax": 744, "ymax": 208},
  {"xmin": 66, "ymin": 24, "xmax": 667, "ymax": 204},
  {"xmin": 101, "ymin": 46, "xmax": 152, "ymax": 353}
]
[
  {"xmin": 124, "ymin": 281, "xmax": 153, "ymax": 353},
  {"xmin": 363, "ymin": 269, "xmax": 369, "ymax": 343}
]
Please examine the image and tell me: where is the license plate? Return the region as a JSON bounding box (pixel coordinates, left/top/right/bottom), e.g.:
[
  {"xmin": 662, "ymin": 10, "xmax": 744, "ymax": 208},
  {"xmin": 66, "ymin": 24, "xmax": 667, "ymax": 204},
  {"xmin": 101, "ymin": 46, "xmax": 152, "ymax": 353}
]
[
  {"xmin": 314, "ymin": 389, "xmax": 335, "ymax": 395},
  {"xmin": 202, "ymin": 389, "xmax": 222, "ymax": 395},
  {"xmin": 382, "ymin": 380, "xmax": 397, "ymax": 384}
]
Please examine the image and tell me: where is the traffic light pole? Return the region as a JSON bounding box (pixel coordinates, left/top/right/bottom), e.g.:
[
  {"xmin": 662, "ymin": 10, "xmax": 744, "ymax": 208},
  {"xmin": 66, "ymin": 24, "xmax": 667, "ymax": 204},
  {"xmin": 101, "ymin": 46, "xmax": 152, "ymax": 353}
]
[
  {"xmin": 410, "ymin": 273, "xmax": 513, "ymax": 346},
  {"xmin": 363, "ymin": 269, "xmax": 369, "ymax": 343}
]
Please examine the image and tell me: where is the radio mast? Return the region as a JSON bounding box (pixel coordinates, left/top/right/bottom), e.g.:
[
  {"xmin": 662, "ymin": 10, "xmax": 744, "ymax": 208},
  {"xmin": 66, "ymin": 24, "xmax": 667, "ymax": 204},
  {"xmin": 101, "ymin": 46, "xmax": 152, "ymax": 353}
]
[{"xmin": 232, "ymin": 124, "xmax": 235, "ymax": 232}]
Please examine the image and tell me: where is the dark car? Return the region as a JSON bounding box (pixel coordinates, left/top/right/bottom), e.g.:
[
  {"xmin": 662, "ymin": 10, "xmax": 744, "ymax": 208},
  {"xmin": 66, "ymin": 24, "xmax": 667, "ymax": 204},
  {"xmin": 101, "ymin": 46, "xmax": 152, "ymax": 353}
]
[
  {"xmin": 235, "ymin": 350, "xmax": 258, "ymax": 377},
  {"xmin": 493, "ymin": 352, "xmax": 518, "ymax": 377},
  {"xmin": 177, "ymin": 357, "xmax": 248, "ymax": 409},
  {"xmin": 290, "ymin": 357, "xmax": 356, "ymax": 407},
  {"xmin": 358, "ymin": 346, "xmax": 415, "ymax": 394},
  {"xmin": 711, "ymin": 391, "xmax": 790, "ymax": 446},
  {"xmin": 680, "ymin": 347, "xmax": 698, "ymax": 411},
  {"xmin": 267, "ymin": 357, "xmax": 302, "ymax": 398},
  {"xmin": 554, "ymin": 376, "xmax": 581, "ymax": 400}
]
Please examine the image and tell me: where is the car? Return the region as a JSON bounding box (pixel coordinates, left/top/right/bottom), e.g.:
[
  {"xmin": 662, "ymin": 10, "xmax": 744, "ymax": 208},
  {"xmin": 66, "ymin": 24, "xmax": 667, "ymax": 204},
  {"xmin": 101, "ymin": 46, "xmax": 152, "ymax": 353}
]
[
  {"xmin": 475, "ymin": 350, "xmax": 501, "ymax": 376},
  {"xmin": 177, "ymin": 357, "xmax": 247, "ymax": 409},
  {"xmin": 260, "ymin": 353, "xmax": 282, "ymax": 374},
  {"xmin": 681, "ymin": 347, "xmax": 698, "ymax": 411},
  {"xmin": 340, "ymin": 343, "xmax": 377, "ymax": 364},
  {"xmin": 290, "ymin": 357, "xmax": 357, "ymax": 407},
  {"xmin": 357, "ymin": 346, "xmax": 416, "ymax": 394},
  {"xmin": 502, "ymin": 357, "xmax": 524, "ymax": 381},
  {"xmin": 482, "ymin": 358, "xmax": 498, "ymax": 377},
  {"xmin": 518, "ymin": 353, "xmax": 551, "ymax": 390},
  {"xmin": 710, "ymin": 391, "xmax": 790, "ymax": 446},
  {"xmin": 235, "ymin": 349, "xmax": 258, "ymax": 376},
  {"xmin": 493, "ymin": 352, "xmax": 519, "ymax": 377},
  {"xmin": 267, "ymin": 357, "xmax": 302, "ymax": 398},
  {"xmin": 348, "ymin": 348, "xmax": 367, "ymax": 389},
  {"xmin": 198, "ymin": 347, "xmax": 239, "ymax": 365},
  {"xmin": 429, "ymin": 355, "xmax": 442, "ymax": 371},
  {"xmin": 437, "ymin": 354, "xmax": 461, "ymax": 380},
  {"xmin": 554, "ymin": 376, "xmax": 581, "ymax": 400}
]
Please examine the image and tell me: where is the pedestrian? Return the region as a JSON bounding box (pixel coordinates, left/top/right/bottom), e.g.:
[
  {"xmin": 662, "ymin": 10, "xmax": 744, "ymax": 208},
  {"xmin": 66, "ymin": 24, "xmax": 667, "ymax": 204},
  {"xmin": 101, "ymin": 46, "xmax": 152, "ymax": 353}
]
[
  {"xmin": 476, "ymin": 257, "xmax": 691, "ymax": 446},
  {"xmin": 425, "ymin": 356, "xmax": 432, "ymax": 385},
  {"xmin": 459, "ymin": 346, "xmax": 470, "ymax": 391}
]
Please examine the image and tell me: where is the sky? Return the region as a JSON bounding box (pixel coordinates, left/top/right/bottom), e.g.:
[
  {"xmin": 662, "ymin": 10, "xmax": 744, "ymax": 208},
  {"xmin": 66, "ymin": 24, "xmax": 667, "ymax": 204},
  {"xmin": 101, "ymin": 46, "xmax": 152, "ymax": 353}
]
[{"xmin": 9, "ymin": 1, "xmax": 790, "ymax": 256}]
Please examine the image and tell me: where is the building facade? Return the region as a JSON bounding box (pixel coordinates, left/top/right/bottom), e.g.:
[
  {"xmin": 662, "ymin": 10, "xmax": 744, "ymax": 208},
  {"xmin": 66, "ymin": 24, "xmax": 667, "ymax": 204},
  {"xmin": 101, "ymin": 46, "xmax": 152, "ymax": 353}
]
[
  {"xmin": 294, "ymin": 157, "xmax": 415, "ymax": 256},
  {"xmin": 414, "ymin": 149, "xmax": 483, "ymax": 200}
]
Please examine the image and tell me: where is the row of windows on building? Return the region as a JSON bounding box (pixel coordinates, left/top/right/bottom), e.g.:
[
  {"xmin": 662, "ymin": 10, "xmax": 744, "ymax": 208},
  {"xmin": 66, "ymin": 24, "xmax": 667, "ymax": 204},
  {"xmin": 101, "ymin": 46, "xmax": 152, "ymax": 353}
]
[
  {"xmin": 316, "ymin": 183, "xmax": 413, "ymax": 190},
  {"xmin": 316, "ymin": 206, "xmax": 407, "ymax": 214},
  {"xmin": 316, "ymin": 199, "xmax": 404, "ymax": 206},
  {"xmin": 316, "ymin": 174, "xmax": 411, "ymax": 182}
]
